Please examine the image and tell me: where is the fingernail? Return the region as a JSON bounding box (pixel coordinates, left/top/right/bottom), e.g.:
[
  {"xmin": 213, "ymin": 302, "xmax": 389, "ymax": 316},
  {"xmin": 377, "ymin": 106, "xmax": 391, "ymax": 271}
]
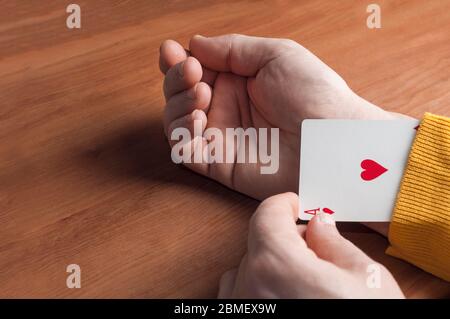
[
  {"xmin": 193, "ymin": 34, "xmax": 206, "ymax": 40},
  {"xmin": 317, "ymin": 211, "xmax": 335, "ymax": 225}
]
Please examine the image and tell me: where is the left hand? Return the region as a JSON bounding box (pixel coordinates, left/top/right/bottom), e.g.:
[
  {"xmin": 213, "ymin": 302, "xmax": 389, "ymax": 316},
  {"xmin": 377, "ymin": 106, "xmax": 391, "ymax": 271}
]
[
  {"xmin": 159, "ymin": 34, "xmax": 395, "ymax": 200},
  {"xmin": 218, "ymin": 193, "xmax": 403, "ymax": 298}
]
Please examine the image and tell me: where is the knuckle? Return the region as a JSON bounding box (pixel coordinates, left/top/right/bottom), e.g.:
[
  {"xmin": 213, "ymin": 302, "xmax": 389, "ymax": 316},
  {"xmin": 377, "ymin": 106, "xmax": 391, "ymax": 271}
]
[
  {"xmin": 352, "ymin": 259, "xmax": 372, "ymax": 273},
  {"xmin": 279, "ymin": 38, "xmax": 300, "ymax": 50},
  {"xmin": 249, "ymin": 210, "xmax": 271, "ymax": 234},
  {"xmin": 258, "ymin": 192, "xmax": 296, "ymax": 211},
  {"xmin": 348, "ymin": 255, "xmax": 375, "ymax": 273},
  {"xmin": 259, "ymin": 193, "xmax": 286, "ymax": 207},
  {"xmin": 228, "ymin": 33, "xmax": 241, "ymax": 40},
  {"xmin": 281, "ymin": 191, "xmax": 298, "ymax": 203}
]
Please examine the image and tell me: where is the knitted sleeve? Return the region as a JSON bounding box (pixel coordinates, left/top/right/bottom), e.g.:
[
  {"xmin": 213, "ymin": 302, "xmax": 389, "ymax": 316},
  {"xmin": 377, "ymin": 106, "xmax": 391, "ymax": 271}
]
[{"xmin": 386, "ymin": 113, "xmax": 450, "ymax": 282}]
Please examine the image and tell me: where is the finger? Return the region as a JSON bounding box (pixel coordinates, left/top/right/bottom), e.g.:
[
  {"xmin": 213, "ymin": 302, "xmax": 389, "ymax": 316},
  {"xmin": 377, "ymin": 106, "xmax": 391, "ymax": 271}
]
[
  {"xmin": 306, "ymin": 213, "xmax": 373, "ymax": 271},
  {"xmin": 185, "ymin": 48, "xmax": 218, "ymax": 87},
  {"xmin": 163, "ymin": 82, "xmax": 212, "ymax": 135},
  {"xmin": 167, "ymin": 109, "xmax": 206, "ymax": 146},
  {"xmin": 249, "ymin": 193, "xmax": 306, "ymax": 250},
  {"xmin": 189, "ymin": 34, "xmax": 299, "ymax": 76},
  {"xmin": 159, "ymin": 40, "xmax": 188, "ymax": 74},
  {"xmin": 159, "ymin": 40, "xmax": 218, "ymax": 86},
  {"xmin": 163, "ymin": 56, "xmax": 202, "ymax": 100},
  {"xmin": 201, "ymin": 67, "xmax": 218, "ymax": 87},
  {"xmin": 186, "ymin": 50, "xmax": 218, "ymax": 87},
  {"xmin": 217, "ymin": 268, "xmax": 238, "ymax": 299},
  {"xmin": 297, "ymin": 223, "xmax": 307, "ymax": 238},
  {"xmin": 167, "ymin": 109, "xmax": 209, "ymax": 176}
]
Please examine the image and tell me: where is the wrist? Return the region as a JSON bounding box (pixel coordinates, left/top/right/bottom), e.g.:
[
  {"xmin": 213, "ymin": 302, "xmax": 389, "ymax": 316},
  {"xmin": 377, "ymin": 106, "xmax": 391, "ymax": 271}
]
[{"xmin": 349, "ymin": 93, "xmax": 413, "ymax": 120}]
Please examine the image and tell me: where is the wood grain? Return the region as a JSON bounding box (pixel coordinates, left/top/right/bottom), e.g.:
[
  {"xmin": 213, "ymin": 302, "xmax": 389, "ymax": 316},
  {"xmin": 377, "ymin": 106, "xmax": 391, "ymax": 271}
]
[{"xmin": 0, "ymin": 0, "xmax": 449, "ymax": 298}]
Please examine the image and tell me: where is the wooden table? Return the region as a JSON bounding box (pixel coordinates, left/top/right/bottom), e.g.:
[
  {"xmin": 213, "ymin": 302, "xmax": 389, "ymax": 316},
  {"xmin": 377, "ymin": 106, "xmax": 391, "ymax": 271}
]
[{"xmin": 1, "ymin": 0, "xmax": 449, "ymax": 298}]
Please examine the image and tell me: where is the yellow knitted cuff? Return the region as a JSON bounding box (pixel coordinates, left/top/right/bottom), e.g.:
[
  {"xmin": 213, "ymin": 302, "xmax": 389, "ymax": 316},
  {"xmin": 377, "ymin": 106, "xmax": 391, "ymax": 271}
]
[{"xmin": 386, "ymin": 113, "xmax": 450, "ymax": 281}]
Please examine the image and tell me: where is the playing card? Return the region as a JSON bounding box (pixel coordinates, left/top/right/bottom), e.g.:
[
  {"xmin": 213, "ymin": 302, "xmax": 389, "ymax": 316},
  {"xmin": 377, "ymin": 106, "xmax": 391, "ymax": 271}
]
[{"xmin": 299, "ymin": 119, "xmax": 419, "ymax": 222}]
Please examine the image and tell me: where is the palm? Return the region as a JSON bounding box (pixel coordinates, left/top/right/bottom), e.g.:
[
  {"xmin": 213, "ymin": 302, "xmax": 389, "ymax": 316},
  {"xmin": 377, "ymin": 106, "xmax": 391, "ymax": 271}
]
[
  {"xmin": 204, "ymin": 70, "xmax": 297, "ymax": 199},
  {"xmin": 204, "ymin": 48, "xmax": 353, "ymax": 199}
]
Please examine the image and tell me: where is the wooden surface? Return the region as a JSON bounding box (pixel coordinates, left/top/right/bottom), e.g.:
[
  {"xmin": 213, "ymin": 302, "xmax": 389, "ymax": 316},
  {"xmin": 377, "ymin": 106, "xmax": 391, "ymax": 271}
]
[{"xmin": 1, "ymin": 0, "xmax": 449, "ymax": 298}]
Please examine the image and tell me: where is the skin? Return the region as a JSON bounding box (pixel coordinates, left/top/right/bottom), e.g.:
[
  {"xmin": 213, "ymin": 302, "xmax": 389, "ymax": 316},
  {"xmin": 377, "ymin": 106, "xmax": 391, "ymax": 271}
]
[
  {"xmin": 217, "ymin": 193, "xmax": 404, "ymax": 298},
  {"xmin": 159, "ymin": 34, "xmax": 403, "ymax": 297}
]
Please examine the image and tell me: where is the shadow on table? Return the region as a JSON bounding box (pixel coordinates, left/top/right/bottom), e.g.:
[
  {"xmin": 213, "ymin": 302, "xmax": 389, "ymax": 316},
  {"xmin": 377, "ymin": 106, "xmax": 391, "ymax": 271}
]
[
  {"xmin": 75, "ymin": 112, "xmax": 375, "ymax": 233},
  {"xmin": 76, "ymin": 113, "xmax": 254, "ymax": 202}
]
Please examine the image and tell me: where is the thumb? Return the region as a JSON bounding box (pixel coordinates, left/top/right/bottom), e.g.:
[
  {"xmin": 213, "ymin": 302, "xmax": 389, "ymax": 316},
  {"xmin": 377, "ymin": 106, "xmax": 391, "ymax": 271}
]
[
  {"xmin": 306, "ymin": 212, "xmax": 373, "ymax": 270},
  {"xmin": 189, "ymin": 34, "xmax": 298, "ymax": 76}
]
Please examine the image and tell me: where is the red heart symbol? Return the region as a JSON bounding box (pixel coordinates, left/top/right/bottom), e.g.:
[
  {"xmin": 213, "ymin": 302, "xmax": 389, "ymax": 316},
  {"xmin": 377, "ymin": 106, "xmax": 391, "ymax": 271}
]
[{"xmin": 360, "ymin": 159, "xmax": 388, "ymax": 181}]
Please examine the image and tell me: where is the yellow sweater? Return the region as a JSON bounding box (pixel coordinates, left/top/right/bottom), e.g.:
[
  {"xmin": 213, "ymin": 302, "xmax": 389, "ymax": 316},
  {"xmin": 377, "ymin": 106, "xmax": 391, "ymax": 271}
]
[{"xmin": 387, "ymin": 113, "xmax": 450, "ymax": 282}]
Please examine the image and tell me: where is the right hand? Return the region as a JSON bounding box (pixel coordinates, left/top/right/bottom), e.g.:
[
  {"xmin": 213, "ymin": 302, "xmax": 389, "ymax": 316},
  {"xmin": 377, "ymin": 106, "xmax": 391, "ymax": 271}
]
[{"xmin": 218, "ymin": 193, "xmax": 404, "ymax": 298}]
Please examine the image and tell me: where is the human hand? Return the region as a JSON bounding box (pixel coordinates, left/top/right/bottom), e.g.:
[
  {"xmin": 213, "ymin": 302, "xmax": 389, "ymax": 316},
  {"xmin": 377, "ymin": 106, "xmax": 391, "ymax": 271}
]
[
  {"xmin": 159, "ymin": 34, "xmax": 395, "ymax": 200},
  {"xmin": 218, "ymin": 193, "xmax": 404, "ymax": 298}
]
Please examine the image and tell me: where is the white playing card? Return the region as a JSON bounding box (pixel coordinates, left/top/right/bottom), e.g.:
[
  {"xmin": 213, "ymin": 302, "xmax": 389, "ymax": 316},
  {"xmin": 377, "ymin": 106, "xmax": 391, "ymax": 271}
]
[{"xmin": 299, "ymin": 119, "xmax": 419, "ymax": 222}]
